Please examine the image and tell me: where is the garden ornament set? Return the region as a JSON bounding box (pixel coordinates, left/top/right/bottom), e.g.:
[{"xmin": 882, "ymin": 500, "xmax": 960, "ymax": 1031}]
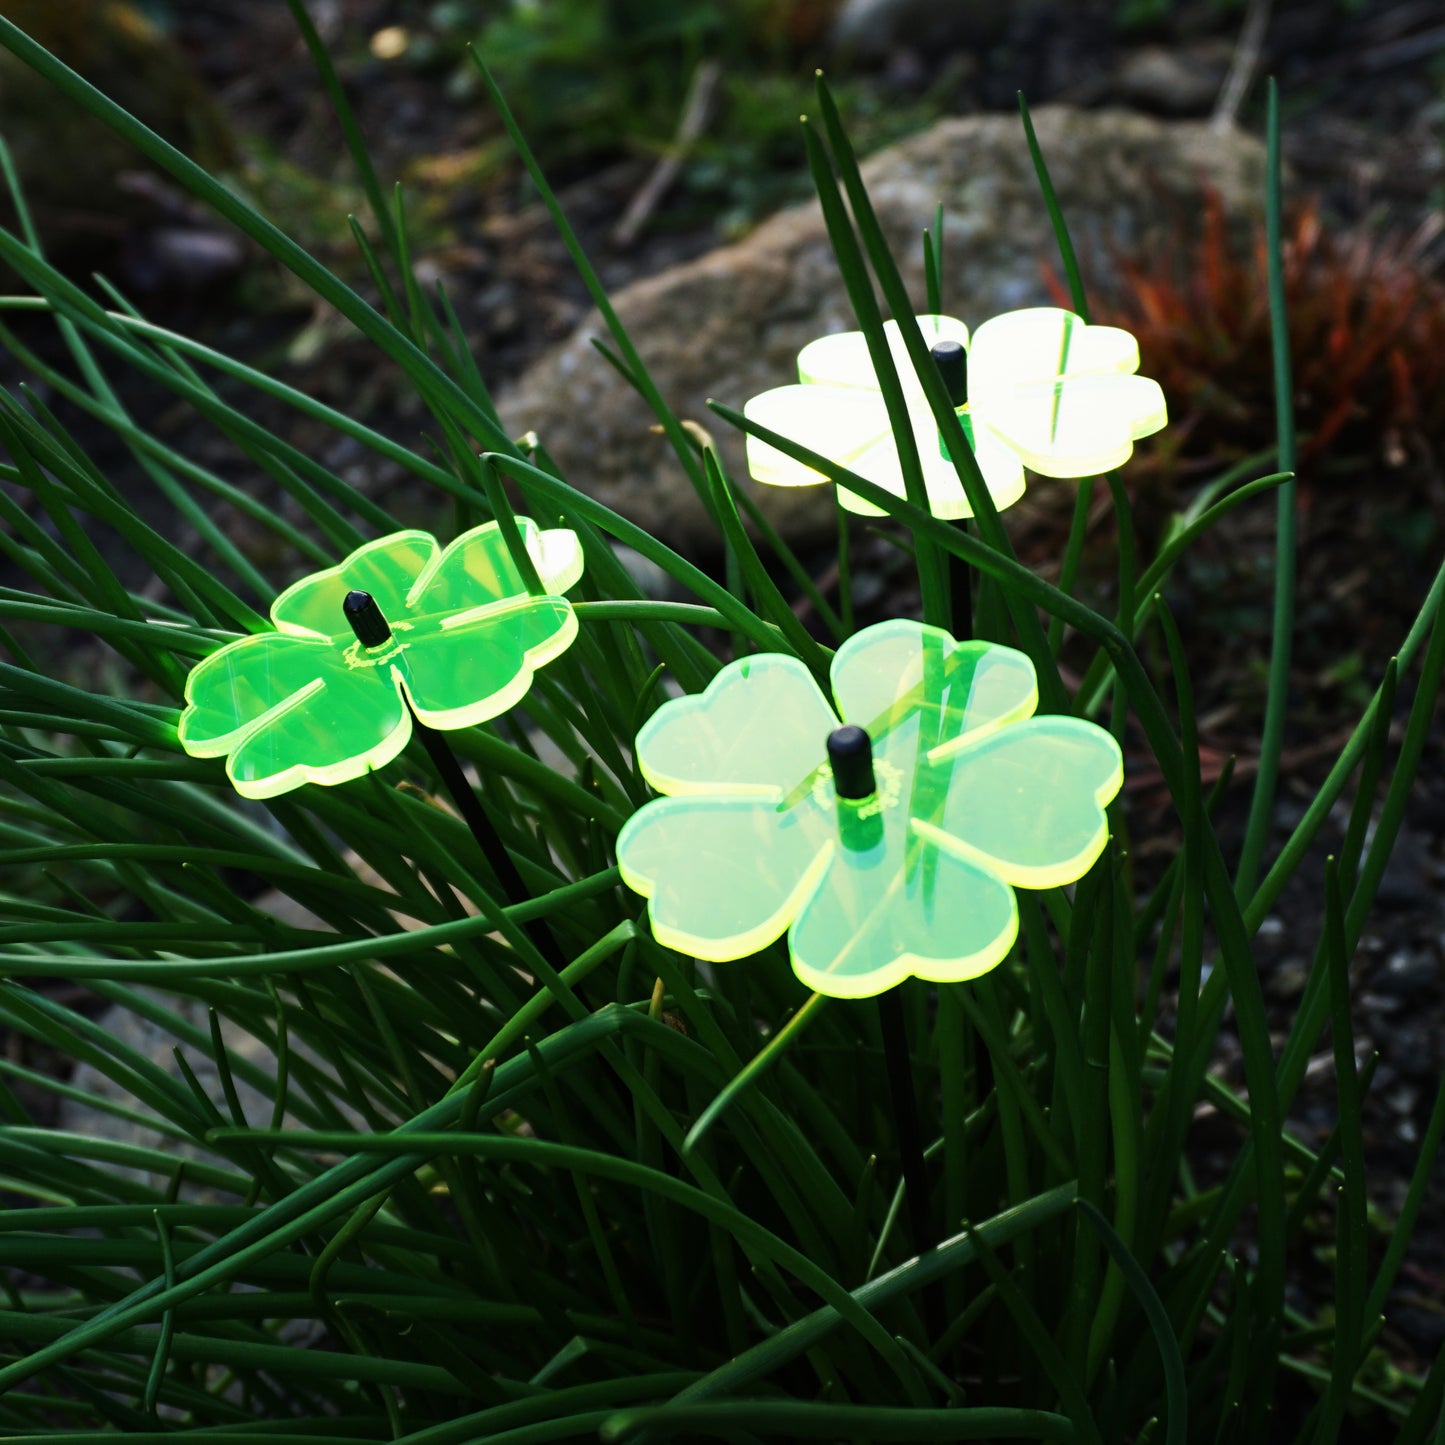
[
  {"xmin": 175, "ymin": 302, "xmax": 1156, "ymax": 1013},
  {"xmin": 619, "ymin": 304, "xmax": 1156, "ymax": 997},
  {"xmin": 177, "ymin": 305, "xmax": 1157, "ymax": 1260}
]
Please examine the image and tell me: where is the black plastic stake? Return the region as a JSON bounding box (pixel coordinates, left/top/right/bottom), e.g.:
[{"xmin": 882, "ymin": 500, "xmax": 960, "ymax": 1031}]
[
  {"xmin": 827, "ymin": 724, "xmax": 875, "ymax": 802},
  {"xmin": 931, "ymin": 340, "xmax": 974, "ymax": 643},
  {"xmin": 344, "ymin": 590, "xmax": 570, "ymax": 977},
  {"xmin": 931, "ymin": 339, "xmax": 967, "ymax": 408},
  {"xmin": 877, "ymin": 988, "xmax": 932, "ymax": 1249},
  {"xmin": 343, "ymin": 588, "xmax": 392, "ymax": 648},
  {"xmin": 828, "ymin": 725, "xmax": 942, "ymax": 1340}
]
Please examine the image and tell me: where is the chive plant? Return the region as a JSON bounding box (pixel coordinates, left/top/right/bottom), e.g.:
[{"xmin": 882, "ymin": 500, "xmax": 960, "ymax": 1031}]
[{"xmin": 0, "ymin": 9, "xmax": 1441, "ymax": 1443}]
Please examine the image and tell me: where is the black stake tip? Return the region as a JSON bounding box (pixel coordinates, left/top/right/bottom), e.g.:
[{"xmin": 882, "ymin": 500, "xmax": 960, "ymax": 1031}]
[
  {"xmin": 827, "ymin": 725, "xmax": 876, "ymax": 801},
  {"xmin": 343, "ymin": 589, "xmax": 392, "ymax": 648},
  {"xmin": 930, "ymin": 339, "xmax": 968, "ymax": 407}
]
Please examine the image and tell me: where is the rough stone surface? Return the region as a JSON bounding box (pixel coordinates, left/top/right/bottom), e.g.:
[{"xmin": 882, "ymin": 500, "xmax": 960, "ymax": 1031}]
[
  {"xmin": 1114, "ymin": 42, "xmax": 1235, "ymax": 117},
  {"xmin": 59, "ymin": 984, "xmax": 370, "ymax": 1205},
  {"xmin": 498, "ymin": 107, "xmax": 1268, "ymax": 547},
  {"xmin": 58, "ymin": 870, "xmax": 403, "ymax": 1205}
]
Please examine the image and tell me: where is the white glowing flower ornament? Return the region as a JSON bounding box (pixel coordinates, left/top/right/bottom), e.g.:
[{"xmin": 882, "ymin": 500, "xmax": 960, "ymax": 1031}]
[{"xmin": 742, "ymin": 307, "xmax": 1168, "ymax": 519}]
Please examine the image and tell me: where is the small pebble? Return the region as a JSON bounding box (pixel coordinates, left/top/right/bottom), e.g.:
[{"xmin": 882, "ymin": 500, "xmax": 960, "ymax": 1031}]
[
  {"xmin": 1377, "ymin": 828, "xmax": 1431, "ymax": 907},
  {"xmin": 1375, "ymin": 948, "xmax": 1438, "ymax": 999},
  {"xmin": 1393, "ymin": 1026, "xmax": 1439, "ymax": 1081},
  {"xmin": 1268, "ymin": 957, "xmax": 1309, "ymax": 999},
  {"xmin": 1359, "ymin": 989, "xmax": 1405, "ymax": 1017}
]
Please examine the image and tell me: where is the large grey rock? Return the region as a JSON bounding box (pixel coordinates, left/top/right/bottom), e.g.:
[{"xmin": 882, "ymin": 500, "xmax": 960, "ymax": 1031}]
[{"xmin": 499, "ymin": 107, "xmax": 1268, "ymax": 546}]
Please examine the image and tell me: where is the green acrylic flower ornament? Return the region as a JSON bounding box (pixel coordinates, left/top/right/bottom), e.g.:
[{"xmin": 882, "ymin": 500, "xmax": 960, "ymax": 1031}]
[
  {"xmin": 617, "ymin": 620, "xmax": 1123, "ymax": 999},
  {"xmin": 742, "ymin": 308, "xmax": 1167, "ymax": 519},
  {"xmin": 178, "ymin": 518, "xmax": 583, "ymax": 799}
]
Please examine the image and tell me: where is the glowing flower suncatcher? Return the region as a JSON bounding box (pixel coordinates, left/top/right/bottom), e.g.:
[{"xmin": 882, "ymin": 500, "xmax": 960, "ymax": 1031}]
[
  {"xmin": 179, "ymin": 518, "xmax": 583, "ymax": 798},
  {"xmin": 742, "ymin": 307, "xmax": 1168, "ymax": 519},
  {"xmin": 617, "ymin": 620, "xmax": 1123, "ymax": 999}
]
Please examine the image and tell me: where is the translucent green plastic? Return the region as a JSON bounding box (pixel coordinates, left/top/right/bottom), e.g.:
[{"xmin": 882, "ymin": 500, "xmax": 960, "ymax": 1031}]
[
  {"xmin": 742, "ymin": 308, "xmax": 1167, "ymax": 518},
  {"xmin": 617, "ymin": 619, "xmax": 1124, "ymax": 998},
  {"xmin": 179, "ymin": 518, "xmax": 584, "ymax": 799}
]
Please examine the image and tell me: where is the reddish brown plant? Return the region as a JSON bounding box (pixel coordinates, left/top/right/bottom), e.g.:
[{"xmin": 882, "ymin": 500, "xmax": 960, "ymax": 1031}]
[{"xmin": 1050, "ymin": 189, "xmax": 1445, "ymax": 497}]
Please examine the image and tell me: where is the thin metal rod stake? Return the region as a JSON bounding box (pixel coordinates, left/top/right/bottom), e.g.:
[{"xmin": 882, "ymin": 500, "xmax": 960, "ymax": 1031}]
[
  {"xmin": 877, "ymin": 986, "xmax": 945, "ymax": 1344},
  {"xmin": 408, "ymin": 711, "xmax": 568, "ymax": 975},
  {"xmin": 341, "ymin": 588, "xmax": 569, "ymax": 977},
  {"xmin": 931, "ymin": 340, "xmax": 975, "ymax": 644},
  {"xmin": 949, "ymin": 529, "xmax": 973, "ymax": 643},
  {"xmin": 877, "ymin": 988, "xmax": 930, "ymax": 1251}
]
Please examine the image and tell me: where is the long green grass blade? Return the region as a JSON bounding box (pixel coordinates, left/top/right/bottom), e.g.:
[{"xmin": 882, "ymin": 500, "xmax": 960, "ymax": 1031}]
[
  {"xmin": 1077, "ymin": 1199, "xmax": 1187, "ymax": 1445},
  {"xmin": 1235, "ymin": 78, "xmax": 1298, "ymax": 897},
  {"xmin": 603, "ymin": 1399, "xmax": 1078, "ymax": 1440}
]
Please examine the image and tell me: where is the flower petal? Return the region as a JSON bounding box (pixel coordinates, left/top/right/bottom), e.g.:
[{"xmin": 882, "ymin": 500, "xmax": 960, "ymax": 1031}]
[
  {"xmin": 408, "ymin": 518, "xmax": 580, "ymax": 623},
  {"xmin": 745, "ymin": 318, "xmax": 1024, "ymax": 518},
  {"xmin": 820, "ymin": 403, "xmax": 1025, "ymax": 521},
  {"xmin": 636, "ymin": 652, "xmax": 838, "ymax": 798},
  {"xmin": 617, "ymin": 795, "xmax": 832, "ymax": 961},
  {"xmin": 222, "ymin": 656, "xmax": 409, "ymax": 799},
  {"xmin": 795, "ymin": 328, "xmax": 876, "ymax": 389},
  {"xmin": 968, "ymin": 307, "xmax": 1139, "ymax": 388},
  {"xmin": 271, "ymin": 532, "xmax": 438, "ymax": 639},
  {"xmin": 788, "ymin": 827, "xmax": 1018, "ymax": 998},
  {"xmin": 797, "ymin": 316, "xmax": 970, "ymax": 395},
  {"xmin": 402, "ymin": 596, "xmax": 577, "ymax": 729},
  {"xmin": 979, "ymin": 373, "xmax": 1168, "ymax": 479},
  {"xmin": 920, "ymin": 716, "xmax": 1123, "ymax": 888},
  {"xmin": 533, "ymin": 526, "xmax": 585, "ymax": 594},
  {"xmin": 961, "ymin": 308, "xmax": 1166, "ymax": 478},
  {"xmin": 915, "ymin": 313, "xmax": 973, "ymax": 352},
  {"xmin": 744, "ymin": 385, "xmax": 892, "ymax": 487},
  {"xmin": 830, "ymin": 619, "xmax": 1037, "ymax": 755},
  {"xmin": 955, "ymin": 421, "xmax": 1030, "ymax": 514},
  {"xmin": 178, "ymin": 632, "xmax": 336, "ymax": 757}
]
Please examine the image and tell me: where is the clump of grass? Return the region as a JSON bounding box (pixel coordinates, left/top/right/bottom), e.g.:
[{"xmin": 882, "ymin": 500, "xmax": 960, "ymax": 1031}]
[{"xmin": 0, "ymin": 9, "xmax": 1441, "ymax": 1443}]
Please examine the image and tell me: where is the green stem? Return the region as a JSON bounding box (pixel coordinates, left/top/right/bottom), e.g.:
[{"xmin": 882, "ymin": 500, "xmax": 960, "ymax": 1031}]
[{"xmin": 1235, "ymin": 79, "xmax": 1297, "ymax": 898}]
